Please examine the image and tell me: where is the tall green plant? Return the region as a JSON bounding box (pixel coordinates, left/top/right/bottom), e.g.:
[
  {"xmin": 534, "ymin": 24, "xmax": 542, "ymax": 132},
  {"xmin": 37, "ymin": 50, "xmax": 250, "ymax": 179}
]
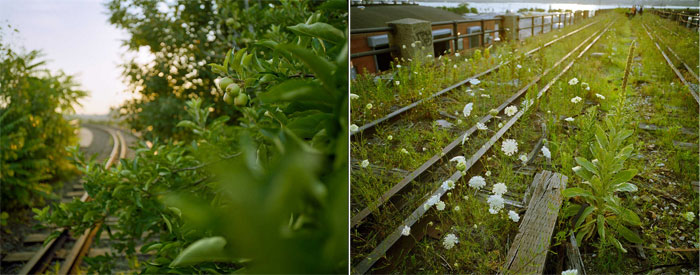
[{"xmin": 562, "ymin": 117, "xmax": 642, "ymax": 252}]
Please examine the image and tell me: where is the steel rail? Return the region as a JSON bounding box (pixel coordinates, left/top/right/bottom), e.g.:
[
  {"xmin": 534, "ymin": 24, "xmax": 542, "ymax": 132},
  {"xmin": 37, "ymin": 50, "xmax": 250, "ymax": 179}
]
[
  {"xmin": 641, "ymin": 23, "xmax": 700, "ymax": 105},
  {"xmin": 59, "ymin": 127, "xmax": 128, "ymax": 274},
  {"xmin": 644, "ymin": 24, "xmax": 699, "ymax": 83},
  {"xmin": 352, "ymin": 20, "xmax": 615, "ymax": 274},
  {"xmin": 351, "ymin": 18, "xmax": 608, "ymax": 228},
  {"xmin": 351, "ymin": 19, "xmax": 600, "ymax": 137},
  {"xmin": 18, "ymin": 126, "xmax": 122, "ymax": 275}
]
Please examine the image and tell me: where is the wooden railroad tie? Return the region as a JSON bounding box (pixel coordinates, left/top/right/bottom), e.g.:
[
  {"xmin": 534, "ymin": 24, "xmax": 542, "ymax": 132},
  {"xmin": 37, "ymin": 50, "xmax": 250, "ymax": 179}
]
[{"xmin": 501, "ymin": 170, "xmax": 568, "ymax": 275}]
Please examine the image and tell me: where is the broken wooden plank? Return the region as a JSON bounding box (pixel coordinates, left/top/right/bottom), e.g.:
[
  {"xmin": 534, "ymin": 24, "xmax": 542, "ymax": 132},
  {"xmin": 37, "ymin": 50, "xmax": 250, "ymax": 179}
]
[
  {"xmin": 501, "ymin": 170, "xmax": 568, "ymax": 275},
  {"xmin": 566, "ymin": 231, "xmax": 587, "ymax": 275}
]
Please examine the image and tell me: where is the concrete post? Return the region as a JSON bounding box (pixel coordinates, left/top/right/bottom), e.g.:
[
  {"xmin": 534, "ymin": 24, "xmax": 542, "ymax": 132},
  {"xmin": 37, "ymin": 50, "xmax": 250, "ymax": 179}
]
[
  {"xmin": 387, "ymin": 18, "xmax": 434, "ymax": 60},
  {"xmin": 501, "ymin": 14, "xmax": 519, "ymax": 41}
]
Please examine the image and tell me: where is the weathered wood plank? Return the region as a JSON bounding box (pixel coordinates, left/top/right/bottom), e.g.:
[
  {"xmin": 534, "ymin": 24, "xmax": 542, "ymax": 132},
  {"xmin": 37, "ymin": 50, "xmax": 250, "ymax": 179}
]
[
  {"xmin": 566, "ymin": 231, "xmax": 586, "ymax": 275},
  {"xmin": 501, "ymin": 170, "xmax": 568, "ymax": 275}
]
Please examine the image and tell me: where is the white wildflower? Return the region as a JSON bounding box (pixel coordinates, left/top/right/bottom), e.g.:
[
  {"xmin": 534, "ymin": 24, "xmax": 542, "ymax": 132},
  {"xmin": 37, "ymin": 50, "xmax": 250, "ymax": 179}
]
[
  {"xmin": 562, "ymin": 269, "xmax": 578, "ymax": 275},
  {"xmin": 461, "ymin": 134, "xmax": 469, "ymax": 145},
  {"xmin": 350, "ymin": 93, "xmax": 359, "ymax": 100},
  {"xmin": 442, "ymin": 233, "xmax": 459, "ymax": 249},
  {"xmin": 572, "ymin": 166, "xmax": 581, "ymax": 172},
  {"xmin": 488, "ymin": 194, "xmax": 505, "ymax": 214},
  {"xmin": 455, "ymin": 52, "xmax": 460, "ymax": 57},
  {"xmin": 401, "ymin": 148, "xmax": 409, "ymax": 154},
  {"xmin": 424, "ymin": 195, "xmax": 440, "ymax": 210},
  {"xmin": 453, "ymin": 64, "xmax": 458, "ymax": 69},
  {"xmin": 442, "ymin": 180, "xmax": 456, "ymax": 191},
  {"xmin": 485, "ymin": 170, "xmax": 491, "ymax": 177},
  {"xmin": 469, "ymin": 78, "xmax": 480, "ymax": 85},
  {"xmin": 581, "ymin": 82, "xmax": 590, "ymax": 90},
  {"xmin": 396, "ymin": 64, "xmax": 402, "ymax": 68},
  {"xmin": 476, "ymin": 122, "xmax": 488, "ymax": 130},
  {"xmin": 492, "ymin": 182, "xmax": 508, "ymax": 196},
  {"xmin": 501, "ymin": 139, "xmax": 518, "ymax": 156},
  {"xmin": 350, "ymin": 124, "xmax": 359, "ymax": 133},
  {"xmin": 481, "ymin": 94, "xmax": 490, "ymax": 98},
  {"xmin": 361, "ymin": 160, "xmax": 369, "ymax": 168},
  {"xmin": 463, "ymin": 103, "xmax": 473, "ymax": 117},
  {"xmin": 454, "ymin": 205, "xmax": 461, "ymax": 211},
  {"xmin": 541, "ymin": 146, "xmax": 551, "ymax": 159},
  {"xmin": 516, "ymin": 64, "xmax": 522, "ymax": 69},
  {"xmin": 571, "ymin": 96, "xmax": 582, "ymax": 104},
  {"xmin": 568, "ymin": 77, "xmax": 579, "ymax": 85},
  {"xmin": 395, "ymin": 81, "xmax": 400, "ymax": 86},
  {"xmin": 508, "ymin": 210, "xmax": 520, "ymax": 222},
  {"xmin": 411, "ymin": 42, "xmax": 416, "ymax": 48},
  {"xmin": 468, "ymin": 176, "xmax": 486, "ymax": 190},
  {"xmin": 426, "ymin": 54, "xmax": 433, "ymax": 58},
  {"xmin": 402, "ymin": 45, "xmax": 406, "ymax": 49},
  {"xmin": 595, "ymin": 93, "xmax": 605, "ymax": 99},
  {"xmin": 498, "ymin": 122, "xmax": 504, "ymax": 128},
  {"xmin": 387, "ymin": 135, "xmax": 393, "ymax": 141},
  {"xmin": 268, "ymin": 3, "xmax": 274, "ymax": 8},
  {"xmin": 683, "ymin": 212, "xmax": 696, "ymax": 222},
  {"xmin": 519, "ymin": 153, "xmax": 528, "ymax": 164},
  {"xmin": 505, "ymin": 105, "xmax": 518, "ymax": 117},
  {"xmin": 366, "ymin": 103, "xmax": 373, "ymax": 110},
  {"xmin": 436, "ymin": 201, "xmax": 446, "ymax": 211},
  {"xmin": 401, "ymin": 225, "xmax": 411, "ymax": 236},
  {"xmin": 565, "ymin": 117, "xmax": 574, "ymax": 122}
]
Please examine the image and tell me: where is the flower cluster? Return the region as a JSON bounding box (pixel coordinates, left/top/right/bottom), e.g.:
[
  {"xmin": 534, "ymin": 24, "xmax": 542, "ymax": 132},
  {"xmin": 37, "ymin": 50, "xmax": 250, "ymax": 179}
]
[
  {"xmin": 541, "ymin": 146, "xmax": 551, "ymax": 159},
  {"xmin": 508, "ymin": 210, "xmax": 520, "ymax": 222},
  {"xmin": 568, "ymin": 77, "xmax": 579, "ymax": 85},
  {"xmin": 487, "ymin": 194, "xmax": 505, "ymax": 214},
  {"xmin": 463, "ymin": 102, "xmax": 473, "ymax": 117},
  {"xmin": 501, "ymin": 139, "xmax": 518, "ymax": 156},
  {"xmin": 442, "ymin": 233, "xmax": 459, "ymax": 249},
  {"xmin": 450, "ymin": 156, "xmax": 467, "ymax": 173},
  {"xmin": 442, "ymin": 180, "xmax": 456, "ymax": 191},
  {"xmin": 504, "ymin": 105, "xmax": 518, "ymax": 117},
  {"xmin": 571, "ymin": 96, "xmax": 582, "ymax": 104},
  {"xmin": 402, "ymin": 225, "xmax": 411, "ymax": 236},
  {"xmin": 468, "ymin": 176, "xmax": 486, "ymax": 190}
]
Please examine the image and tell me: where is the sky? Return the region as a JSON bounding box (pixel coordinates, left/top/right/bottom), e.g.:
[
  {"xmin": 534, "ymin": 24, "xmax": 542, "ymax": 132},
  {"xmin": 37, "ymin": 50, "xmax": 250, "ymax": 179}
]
[{"xmin": 0, "ymin": 0, "xmax": 143, "ymax": 115}]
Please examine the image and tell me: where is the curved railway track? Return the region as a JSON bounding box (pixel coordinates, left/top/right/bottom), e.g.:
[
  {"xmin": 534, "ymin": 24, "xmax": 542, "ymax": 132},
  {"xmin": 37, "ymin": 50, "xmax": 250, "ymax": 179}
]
[
  {"xmin": 351, "ymin": 18, "xmax": 616, "ymax": 274},
  {"xmin": 2, "ymin": 125, "xmax": 132, "ymax": 274}
]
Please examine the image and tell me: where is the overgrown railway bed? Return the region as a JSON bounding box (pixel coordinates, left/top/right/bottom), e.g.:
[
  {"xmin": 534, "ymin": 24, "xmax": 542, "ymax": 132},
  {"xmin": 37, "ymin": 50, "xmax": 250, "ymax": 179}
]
[
  {"xmin": 351, "ymin": 11, "xmax": 698, "ymax": 274},
  {"xmin": 1, "ymin": 125, "xmax": 141, "ymax": 274}
]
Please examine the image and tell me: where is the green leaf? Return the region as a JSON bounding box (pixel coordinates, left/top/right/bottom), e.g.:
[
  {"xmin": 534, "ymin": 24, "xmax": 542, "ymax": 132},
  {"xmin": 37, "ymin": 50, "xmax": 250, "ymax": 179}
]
[
  {"xmin": 596, "ymin": 214, "xmax": 606, "ymax": 242},
  {"xmin": 176, "ymin": 120, "xmax": 197, "ymax": 129},
  {"xmin": 608, "ymin": 235, "xmax": 628, "ymax": 253},
  {"xmin": 610, "ymin": 169, "xmax": 637, "ymax": 187},
  {"xmin": 575, "ymin": 157, "xmax": 598, "ymax": 175},
  {"xmin": 594, "ymin": 124, "xmax": 608, "ymax": 150},
  {"xmin": 288, "ymin": 22, "xmax": 345, "ymax": 44},
  {"xmin": 575, "ymin": 205, "xmax": 596, "ymax": 229},
  {"xmin": 169, "ymin": 236, "xmax": 229, "ymax": 267},
  {"xmin": 288, "ymin": 113, "xmax": 334, "ymax": 139},
  {"xmin": 613, "ymin": 182, "xmax": 638, "ymax": 193},
  {"xmin": 259, "ymin": 79, "xmax": 334, "ymax": 105},
  {"xmin": 277, "ymin": 44, "xmax": 336, "ymax": 89},
  {"xmin": 562, "ymin": 187, "xmax": 595, "ymax": 199},
  {"xmin": 209, "ymin": 64, "xmax": 226, "ymax": 74},
  {"xmin": 609, "ymin": 219, "xmax": 643, "ymax": 243}
]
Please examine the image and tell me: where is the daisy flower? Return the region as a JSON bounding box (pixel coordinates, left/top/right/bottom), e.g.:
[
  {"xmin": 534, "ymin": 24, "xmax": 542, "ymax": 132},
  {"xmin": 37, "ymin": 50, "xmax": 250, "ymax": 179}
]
[
  {"xmin": 463, "ymin": 102, "xmax": 473, "ymax": 117},
  {"xmin": 505, "ymin": 105, "xmax": 518, "ymax": 117},
  {"xmin": 508, "ymin": 210, "xmax": 520, "ymax": 222},
  {"xmin": 568, "ymin": 77, "xmax": 579, "ymax": 85},
  {"xmin": 401, "ymin": 225, "xmax": 411, "ymax": 236},
  {"xmin": 442, "ymin": 233, "xmax": 459, "ymax": 249},
  {"xmin": 492, "ymin": 182, "xmax": 508, "ymax": 195},
  {"xmin": 468, "ymin": 176, "xmax": 486, "ymax": 190},
  {"xmin": 501, "ymin": 139, "xmax": 518, "ymax": 156},
  {"xmin": 436, "ymin": 201, "xmax": 446, "ymax": 211}
]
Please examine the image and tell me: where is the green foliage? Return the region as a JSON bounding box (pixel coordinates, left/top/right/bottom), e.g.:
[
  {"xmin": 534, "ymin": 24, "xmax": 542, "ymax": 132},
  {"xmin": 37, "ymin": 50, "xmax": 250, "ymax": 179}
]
[
  {"xmin": 562, "ymin": 117, "xmax": 642, "ymax": 252},
  {"xmin": 108, "ymin": 0, "xmax": 346, "ymax": 140},
  {"xmin": 0, "ymin": 29, "xmax": 87, "ymax": 218},
  {"xmin": 438, "ymin": 3, "xmax": 478, "ymax": 14},
  {"xmin": 37, "ymin": 2, "xmax": 347, "ymax": 273}
]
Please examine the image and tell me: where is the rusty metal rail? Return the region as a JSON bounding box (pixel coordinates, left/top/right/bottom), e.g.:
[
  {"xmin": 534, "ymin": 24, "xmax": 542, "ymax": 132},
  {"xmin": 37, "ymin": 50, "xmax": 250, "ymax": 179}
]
[
  {"xmin": 15, "ymin": 125, "xmax": 126, "ymax": 275},
  {"xmin": 352, "ymin": 20, "xmax": 615, "ymax": 274},
  {"xmin": 641, "ymin": 23, "xmax": 700, "ymax": 104},
  {"xmin": 351, "ymin": 19, "xmax": 600, "ymax": 137},
  {"xmin": 644, "ymin": 23, "xmax": 699, "ymax": 83}
]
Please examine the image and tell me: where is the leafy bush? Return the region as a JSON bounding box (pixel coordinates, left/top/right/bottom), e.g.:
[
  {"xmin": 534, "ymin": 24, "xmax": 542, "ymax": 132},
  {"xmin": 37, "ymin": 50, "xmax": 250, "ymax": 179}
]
[
  {"xmin": 0, "ymin": 31, "xmax": 87, "ymax": 224},
  {"xmin": 37, "ymin": 2, "xmax": 348, "ymax": 273},
  {"xmin": 562, "ymin": 117, "xmax": 642, "ymax": 252}
]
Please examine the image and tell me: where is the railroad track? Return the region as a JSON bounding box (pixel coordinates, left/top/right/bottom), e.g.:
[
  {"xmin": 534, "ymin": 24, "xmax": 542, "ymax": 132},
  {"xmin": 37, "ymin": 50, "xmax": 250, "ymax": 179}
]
[
  {"xmin": 351, "ymin": 17, "xmax": 616, "ymax": 274},
  {"xmin": 351, "ymin": 15, "xmax": 607, "ymax": 227},
  {"xmin": 642, "ymin": 21, "xmax": 699, "ymax": 84},
  {"xmin": 2, "ymin": 125, "xmax": 130, "ymax": 274},
  {"xmin": 641, "ymin": 23, "xmax": 700, "ymax": 105},
  {"xmin": 351, "ymin": 19, "xmax": 601, "ymax": 137}
]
